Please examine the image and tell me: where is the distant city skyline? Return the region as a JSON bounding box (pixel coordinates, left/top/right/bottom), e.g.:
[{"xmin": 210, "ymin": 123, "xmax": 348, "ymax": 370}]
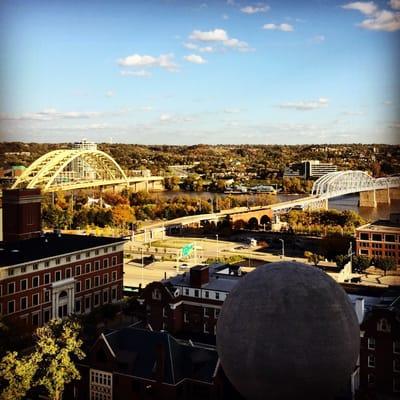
[{"xmin": 0, "ymin": 0, "xmax": 399, "ymax": 144}]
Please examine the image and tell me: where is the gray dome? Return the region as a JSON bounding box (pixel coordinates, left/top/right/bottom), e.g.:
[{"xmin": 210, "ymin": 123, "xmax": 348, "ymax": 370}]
[{"xmin": 216, "ymin": 262, "xmax": 360, "ymax": 400}]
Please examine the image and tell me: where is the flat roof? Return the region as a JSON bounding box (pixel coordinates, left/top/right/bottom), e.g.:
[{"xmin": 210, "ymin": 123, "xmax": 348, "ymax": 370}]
[
  {"xmin": 357, "ymin": 220, "xmax": 400, "ymax": 233},
  {"xmin": 0, "ymin": 233, "xmax": 126, "ymax": 267}
]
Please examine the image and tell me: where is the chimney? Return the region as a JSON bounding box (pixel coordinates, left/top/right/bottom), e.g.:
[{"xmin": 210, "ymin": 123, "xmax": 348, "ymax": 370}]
[
  {"xmin": 190, "ymin": 265, "xmax": 209, "ymax": 288},
  {"xmin": 354, "ymin": 297, "xmax": 365, "ymax": 324},
  {"xmin": 2, "ymin": 188, "xmax": 42, "ymax": 242}
]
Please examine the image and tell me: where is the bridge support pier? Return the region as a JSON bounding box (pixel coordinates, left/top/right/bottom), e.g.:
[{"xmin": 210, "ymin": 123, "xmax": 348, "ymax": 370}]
[
  {"xmin": 359, "ymin": 190, "xmax": 377, "ymax": 208},
  {"xmin": 376, "ymin": 188, "xmax": 391, "ymax": 205},
  {"xmin": 390, "ymin": 187, "xmax": 400, "ymax": 200}
]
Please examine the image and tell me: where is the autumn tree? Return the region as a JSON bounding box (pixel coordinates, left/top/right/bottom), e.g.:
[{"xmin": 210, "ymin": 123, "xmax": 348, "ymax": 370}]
[
  {"xmin": 112, "ymin": 204, "xmax": 135, "ymax": 228},
  {"xmin": 0, "ymin": 319, "xmax": 84, "ymax": 400},
  {"xmin": 304, "ymin": 251, "xmax": 324, "ymax": 267}
]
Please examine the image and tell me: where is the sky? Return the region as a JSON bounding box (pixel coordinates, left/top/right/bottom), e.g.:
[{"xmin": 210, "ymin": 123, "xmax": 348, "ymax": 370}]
[{"xmin": 0, "ymin": 0, "xmax": 399, "ymax": 145}]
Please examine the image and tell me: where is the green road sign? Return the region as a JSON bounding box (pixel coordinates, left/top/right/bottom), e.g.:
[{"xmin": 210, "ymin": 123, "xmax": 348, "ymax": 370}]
[{"xmin": 181, "ymin": 243, "xmax": 194, "ymax": 257}]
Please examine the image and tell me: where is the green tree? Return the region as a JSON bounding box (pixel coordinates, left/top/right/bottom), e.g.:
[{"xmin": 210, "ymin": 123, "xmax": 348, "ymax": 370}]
[
  {"xmin": 352, "ymin": 255, "xmax": 371, "ymax": 272},
  {"xmin": 374, "ymin": 257, "xmax": 396, "ymax": 276},
  {"xmin": 335, "ymin": 254, "xmax": 350, "ymax": 268},
  {"xmin": 304, "ymin": 251, "xmax": 324, "ymax": 267}
]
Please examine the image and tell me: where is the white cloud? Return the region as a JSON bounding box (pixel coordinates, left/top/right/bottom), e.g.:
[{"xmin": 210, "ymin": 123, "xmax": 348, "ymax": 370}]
[
  {"xmin": 358, "ymin": 9, "xmax": 400, "ymax": 31},
  {"xmin": 241, "ymin": 4, "xmax": 270, "ymax": 14},
  {"xmin": 342, "ymin": 2, "xmax": 400, "ymax": 31},
  {"xmin": 160, "ymin": 113, "xmax": 172, "ymax": 122},
  {"xmin": 188, "ymin": 28, "xmax": 252, "ymax": 52},
  {"xmin": 184, "ymin": 54, "xmax": 207, "ymax": 64},
  {"xmin": 390, "ymin": 0, "xmax": 400, "ymax": 10},
  {"xmin": 199, "ymin": 46, "xmax": 214, "ymax": 53},
  {"xmin": 222, "ymin": 14, "xmax": 229, "ymax": 20},
  {"xmin": 117, "ymin": 53, "xmax": 178, "ymax": 72},
  {"xmin": 1, "ymin": 109, "xmax": 103, "ymax": 121},
  {"xmin": 184, "ymin": 42, "xmax": 198, "ymax": 50},
  {"xmin": 277, "ymin": 98, "xmax": 329, "ymax": 110},
  {"xmin": 262, "ymin": 23, "xmax": 294, "ymax": 31},
  {"xmin": 224, "ymin": 108, "xmax": 241, "ymax": 113},
  {"xmin": 140, "ymin": 106, "xmax": 153, "ymax": 112},
  {"xmin": 105, "ymin": 90, "xmax": 114, "ymax": 97},
  {"xmin": 120, "ymin": 70, "xmax": 152, "ymax": 77},
  {"xmin": 310, "ymin": 35, "xmax": 325, "ymax": 43},
  {"xmin": 190, "ymin": 29, "xmax": 228, "ymax": 41},
  {"xmin": 342, "ymin": 1, "xmax": 378, "ymax": 15}
]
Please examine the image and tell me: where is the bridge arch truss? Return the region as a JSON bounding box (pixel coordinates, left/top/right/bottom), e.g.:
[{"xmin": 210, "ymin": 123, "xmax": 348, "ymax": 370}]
[
  {"xmin": 311, "ymin": 171, "xmax": 400, "ymax": 198},
  {"xmin": 11, "ymin": 149, "xmax": 129, "ymax": 192}
]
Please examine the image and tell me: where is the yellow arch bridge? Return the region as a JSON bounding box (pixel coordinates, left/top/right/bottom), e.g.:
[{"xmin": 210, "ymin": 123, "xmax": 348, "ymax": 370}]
[{"xmin": 11, "ymin": 149, "xmax": 163, "ymax": 193}]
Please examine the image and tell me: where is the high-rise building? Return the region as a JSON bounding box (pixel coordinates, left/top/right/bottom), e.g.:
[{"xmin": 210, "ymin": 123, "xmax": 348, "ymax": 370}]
[{"xmin": 283, "ymin": 160, "xmax": 338, "ymax": 179}]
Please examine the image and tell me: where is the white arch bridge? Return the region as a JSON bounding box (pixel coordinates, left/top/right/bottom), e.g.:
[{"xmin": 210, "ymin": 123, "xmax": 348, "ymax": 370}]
[
  {"xmin": 11, "ymin": 149, "xmax": 163, "ymax": 193},
  {"xmin": 311, "ymin": 171, "xmax": 400, "ymax": 198}
]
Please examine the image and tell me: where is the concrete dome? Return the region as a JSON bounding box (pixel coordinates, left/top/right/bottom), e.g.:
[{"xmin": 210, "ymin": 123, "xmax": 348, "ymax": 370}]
[{"xmin": 216, "ymin": 262, "xmax": 360, "ymax": 400}]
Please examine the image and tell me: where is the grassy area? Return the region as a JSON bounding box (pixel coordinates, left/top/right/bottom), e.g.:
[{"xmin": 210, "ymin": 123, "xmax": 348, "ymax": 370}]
[{"xmin": 151, "ymin": 239, "xmax": 194, "ymax": 248}]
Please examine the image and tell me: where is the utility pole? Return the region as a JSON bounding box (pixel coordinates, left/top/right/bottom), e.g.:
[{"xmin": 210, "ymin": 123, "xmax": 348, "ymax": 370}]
[
  {"xmin": 216, "ymin": 234, "xmax": 219, "ymax": 261},
  {"xmin": 279, "ymin": 239, "xmax": 285, "ymax": 259}
]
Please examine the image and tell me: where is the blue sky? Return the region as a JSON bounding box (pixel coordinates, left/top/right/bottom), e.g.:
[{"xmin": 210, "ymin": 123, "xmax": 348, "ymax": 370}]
[{"xmin": 0, "ymin": 0, "xmax": 399, "ymax": 144}]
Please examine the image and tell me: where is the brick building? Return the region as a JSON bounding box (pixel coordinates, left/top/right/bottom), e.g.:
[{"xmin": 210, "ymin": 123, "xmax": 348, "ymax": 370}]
[
  {"xmin": 74, "ymin": 326, "xmax": 241, "ymax": 400},
  {"xmin": 358, "ymin": 305, "xmax": 400, "ymax": 399},
  {"xmin": 355, "ymin": 214, "xmax": 400, "ymax": 267},
  {"xmin": 0, "ymin": 189, "xmax": 125, "ymax": 327},
  {"xmin": 139, "ymin": 264, "xmax": 238, "ymax": 342}
]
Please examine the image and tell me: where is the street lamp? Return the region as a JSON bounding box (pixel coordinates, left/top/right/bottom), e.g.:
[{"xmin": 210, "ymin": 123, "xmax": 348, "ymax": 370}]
[
  {"xmin": 279, "ymin": 239, "xmax": 285, "ymax": 259},
  {"xmin": 216, "ymin": 234, "xmax": 219, "ymax": 261}
]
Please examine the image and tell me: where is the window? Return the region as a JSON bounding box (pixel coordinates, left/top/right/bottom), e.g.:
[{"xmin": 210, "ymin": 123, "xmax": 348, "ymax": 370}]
[
  {"xmin": 112, "ymin": 246, "xmax": 116, "ymax": 251},
  {"xmin": 394, "ymin": 359, "xmax": 400, "ymax": 372},
  {"xmin": 162, "ymin": 321, "xmax": 167, "ymax": 330},
  {"xmin": 44, "ymin": 290, "xmax": 50, "ymax": 303},
  {"xmin": 94, "ymin": 276, "xmax": 100, "ymax": 287},
  {"xmin": 372, "ymin": 233, "xmax": 382, "ymax": 242},
  {"xmin": 367, "ymin": 373, "xmax": 375, "ymax": 387},
  {"xmin": 203, "ymin": 322, "xmax": 209, "ymax": 334},
  {"xmin": 111, "ymin": 287, "xmax": 117, "ymax": 301},
  {"xmin": 368, "ymin": 337, "xmax": 376, "ymax": 350},
  {"xmin": 8, "ymin": 301, "xmax": 15, "ymax": 314},
  {"xmin": 394, "ymin": 340, "xmax": 400, "ymax": 354},
  {"xmin": 360, "ymin": 233, "xmax": 369, "ymax": 241},
  {"xmin": 184, "ymin": 288, "xmax": 189, "ymax": 296},
  {"xmin": 76, "ymin": 281, "xmax": 81, "ymax": 293},
  {"xmin": 368, "ymin": 355, "xmax": 375, "ymax": 368},
  {"xmin": 112, "ymin": 271, "xmax": 117, "ymax": 281},
  {"xmin": 66, "ymin": 256, "xmax": 71, "ymax": 262},
  {"xmin": 32, "ymin": 276, "xmax": 39, "ymax": 287},
  {"xmin": 55, "ymin": 270, "xmax": 62, "ymax": 281},
  {"xmin": 8, "ymin": 282, "xmax": 15, "ymax": 295},
  {"xmin": 85, "ymin": 263, "xmax": 91, "ymax": 273},
  {"xmin": 204, "ymin": 308, "xmax": 209, "ymax": 317},
  {"xmin": 204, "ymin": 291, "xmax": 209, "ymax": 298},
  {"xmin": 385, "ymin": 234, "xmax": 396, "ymax": 242},
  {"xmin": 104, "ymin": 247, "xmax": 109, "ymax": 254},
  {"xmin": 94, "ymin": 261, "xmax": 100, "ymax": 271},
  {"xmin": 75, "ymin": 299, "xmax": 81, "ymax": 313},
  {"xmin": 94, "ymin": 293, "xmax": 100, "ymax": 307},
  {"xmin": 103, "ymin": 273, "xmax": 109, "ymax": 284},
  {"xmin": 45, "ymin": 261, "xmax": 50, "ymax": 267},
  {"xmin": 184, "ymin": 312, "xmax": 189, "ymax": 323},
  {"xmin": 103, "ymin": 258, "xmax": 109, "ymax": 268},
  {"xmin": 361, "ymin": 249, "xmax": 369, "ymax": 255},
  {"xmin": 103, "ymin": 290, "xmax": 109, "ymax": 303},
  {"xmin": 95, "ymin": 249, "xmax": 99, "ymax": 255},
  {"xmin": 43, "ymin": 309, "xmax": 51, "ymax": 323},
  {"xmin": 75, "ymin": 265, "xmax": 81, "ymax": 276},
  {"xmin": 56, "ymin": 258, "xmax": 60, "ymax": 265},
  {"xmin": 215, "ymin": 292, "xmax": 220, "ymax": 300},
  {"xmin": 85, "ymin": 296, "xmax": 91, "ymax": 311},
  {"xmin": 90, "ymin": 369, "xmax": 112, "ymax": 400},
  {"xmin": 162, "ymin": 307, "xmax": 167, "ymax": 317},
  {"xmin": 112, "ymin": 256, "xmax": 117, "ymax": 266},
  {"xmin": 33, "ymin": 263, "xmax": 39, "ymax": 270},
  {"xmin": 214, "ymin": 308, "xmax": 220, "ymax": 318},
  {"xmin": 20, "ymin": 279, "xmax": 27, "ymax": 291},
  {"xmin": 76, "ymin": 254, "xmax": 81, "ymax": 260},
  {"xmin": 20, "ymin": 297, "xmax": 28, "ymax": 310},
  {"xmin": 66, "ymin": 268, "xmax": 72, "ymax": 279},
  {"xmin": 8, "ymin": 269, "xmax": 14, "ymax": 276},
  {"xmin": 86, "ymin": 251, "xmax": 90, "ymax": 257},
  {"xmin": 32, "ymin": 313, "xmax": 40, "ymax": 326},
  {"xmin": 44, "ymin": 273, "xmax": 51, "ymax": 284},
  {"xmin": 377, "ymin": 318, "xmax": 391, "ymax": 333},
  {"xmin": 194, "ymin": 289, "xmax": 199, "ymax": 298},
  {"xmin": 152, "ymin": 288, "xmax": 161, "ymax": 301},
  {"xmin": 21, "ymin": 266, "xmax": 26, "ymax": 273},
  {"xmin": 32, "ymin": 293, "xmax": 39, "ymax": 306},
  {"xmin": 85, "ymin": 279, "xmax": 91, "ymax": 290}
]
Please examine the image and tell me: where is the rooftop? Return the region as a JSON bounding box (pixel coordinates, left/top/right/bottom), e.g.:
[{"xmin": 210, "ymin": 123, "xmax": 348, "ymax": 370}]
[
  {"xmin": 357, "ymin": 220, "xmax": 400, "ymax": 233},
  {"xmin": 103, "ymin": 327, "xmax": 218, "ymax": 384},
  {"xmin": 0, "ymin": 233, "xmax": 126, "ymax": 267}
]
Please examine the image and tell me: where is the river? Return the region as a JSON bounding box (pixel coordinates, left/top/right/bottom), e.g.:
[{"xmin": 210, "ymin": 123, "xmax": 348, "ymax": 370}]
[{"xmin": 151, "ymin": 191, "xmax": 400, "ymax": 222}]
